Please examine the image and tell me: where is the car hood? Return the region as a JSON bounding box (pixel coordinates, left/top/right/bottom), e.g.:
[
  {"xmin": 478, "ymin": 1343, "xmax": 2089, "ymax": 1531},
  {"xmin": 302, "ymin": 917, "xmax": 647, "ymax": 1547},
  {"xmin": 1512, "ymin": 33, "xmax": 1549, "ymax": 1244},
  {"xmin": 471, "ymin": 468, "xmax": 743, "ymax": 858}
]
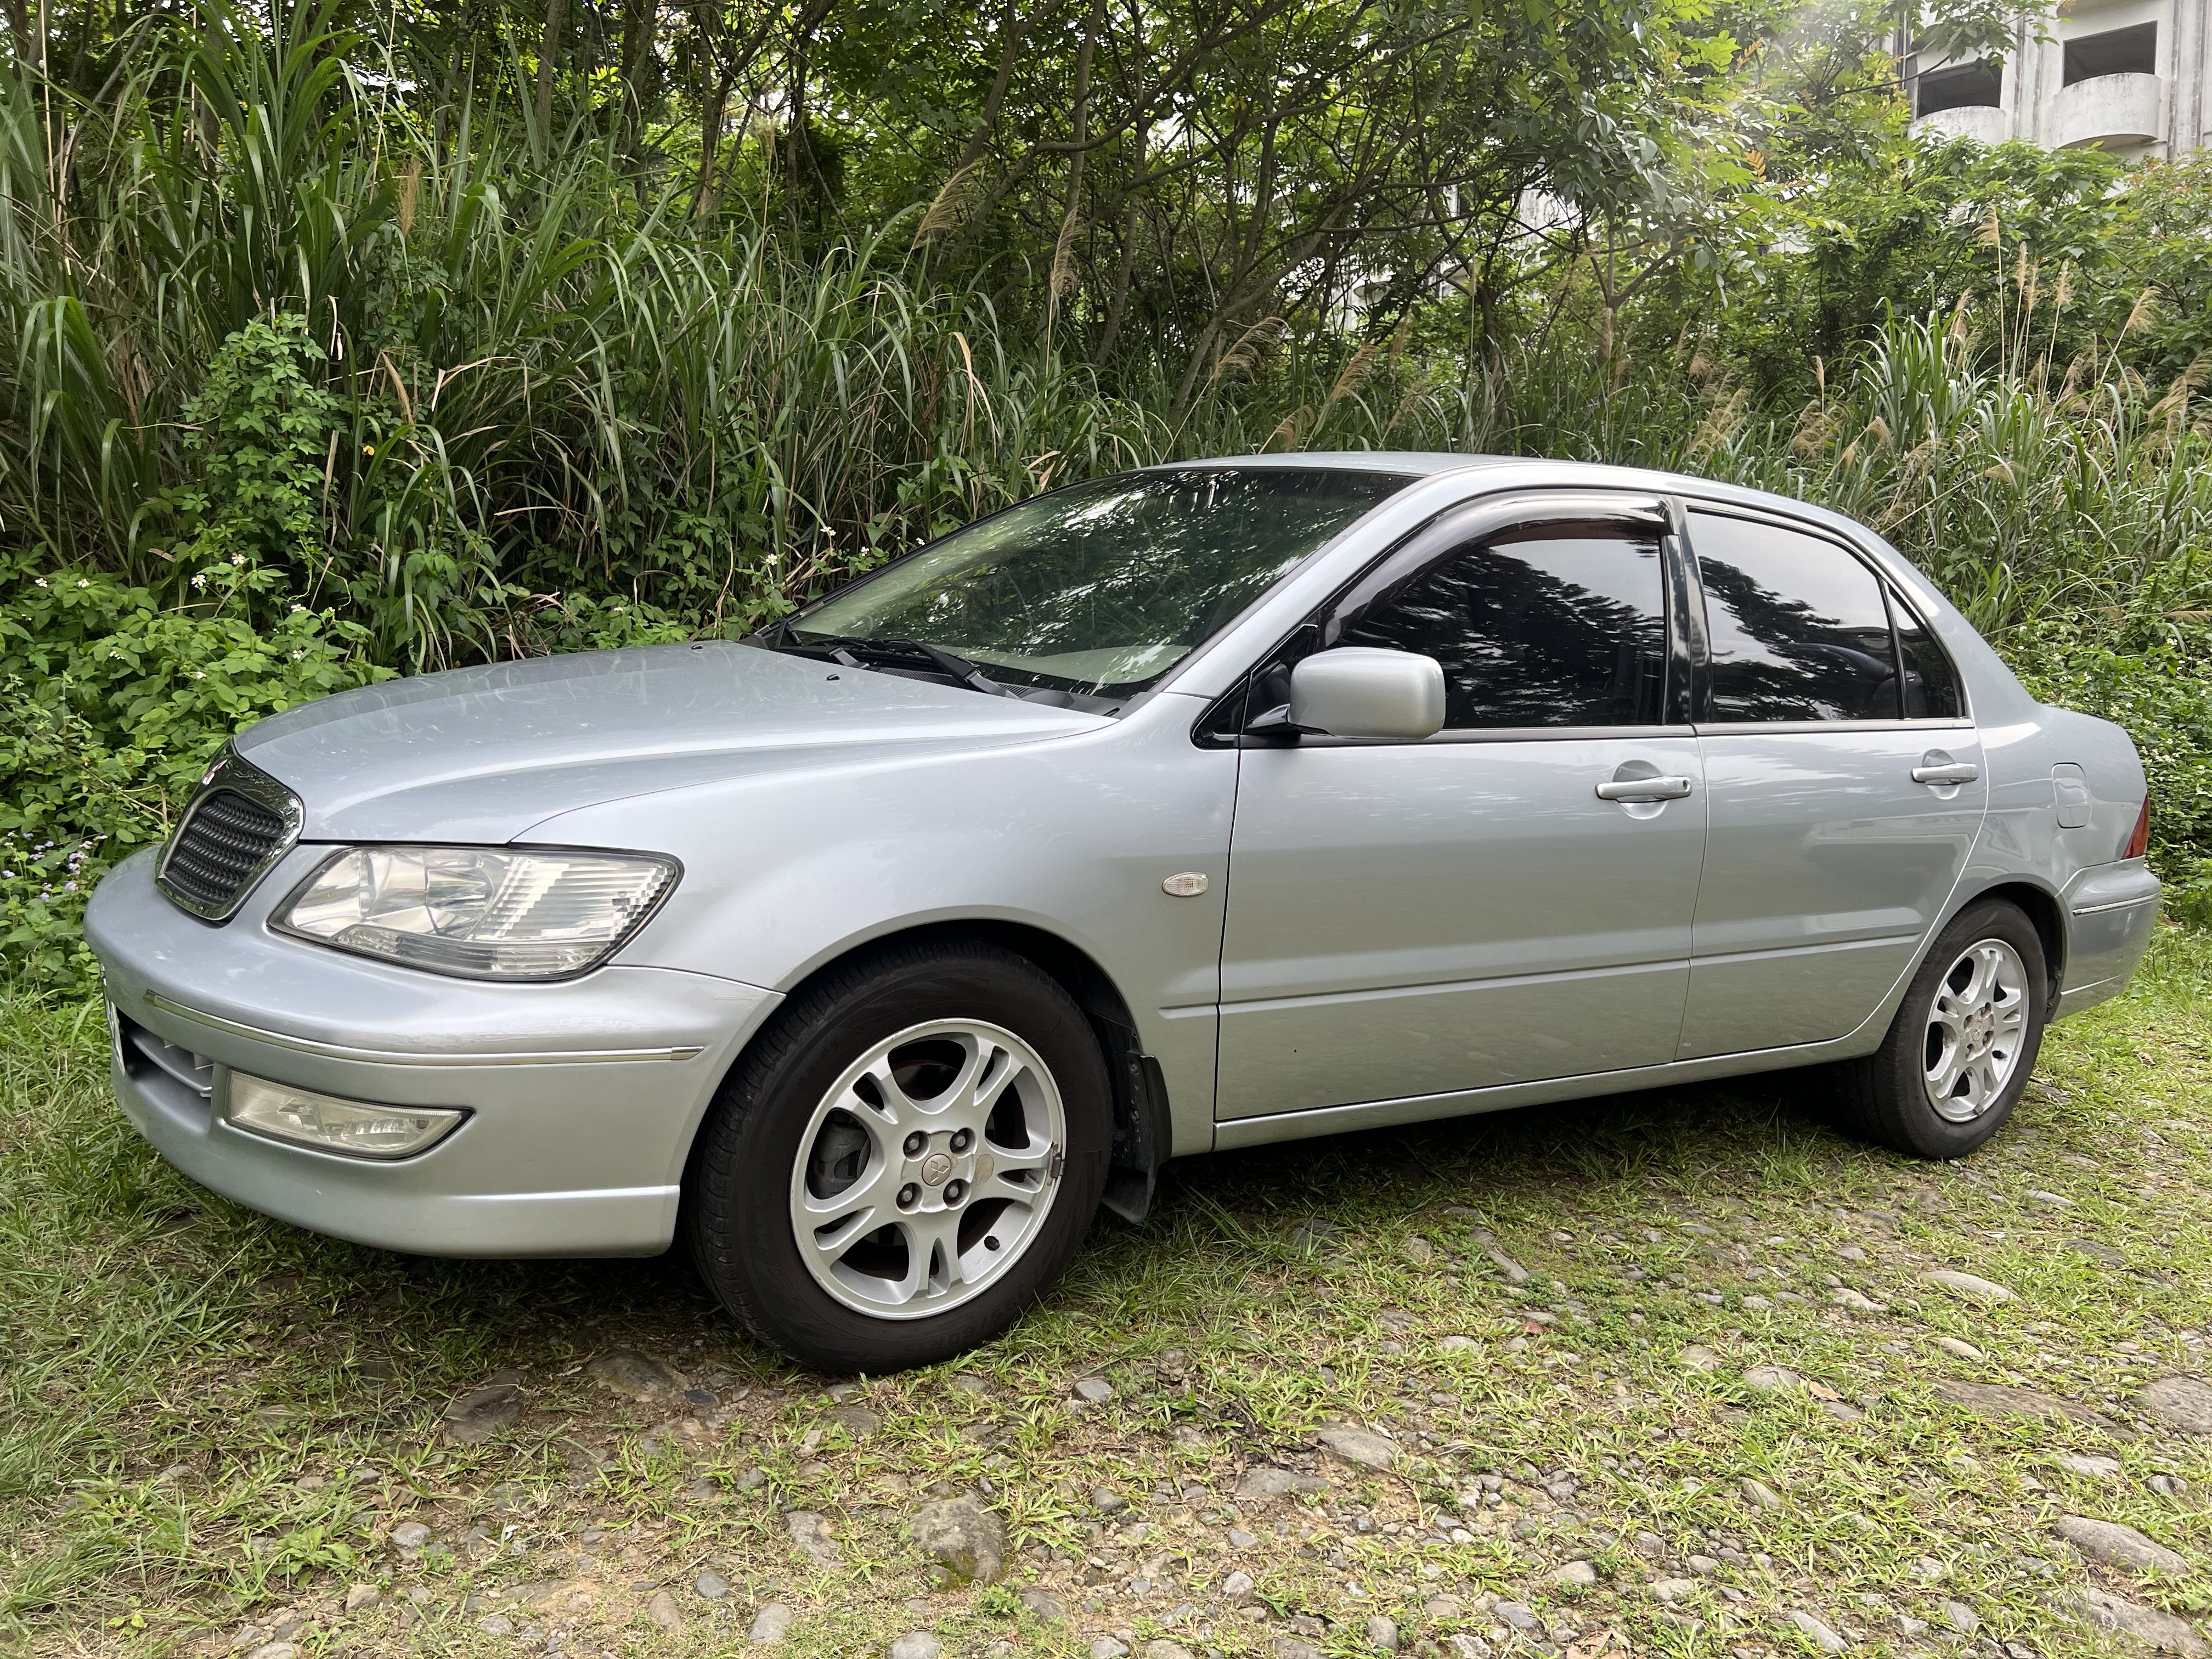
[{"xmin": 235, "ymin": 641, "xmax": 1109, "ymax": 843}]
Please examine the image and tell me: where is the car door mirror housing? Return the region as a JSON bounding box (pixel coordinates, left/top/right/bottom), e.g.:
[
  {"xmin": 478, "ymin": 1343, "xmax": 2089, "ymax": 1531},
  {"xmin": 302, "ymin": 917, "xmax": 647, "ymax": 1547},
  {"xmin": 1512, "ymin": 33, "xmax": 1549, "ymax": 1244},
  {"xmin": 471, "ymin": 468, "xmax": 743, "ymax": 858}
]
[{"xmin": 1286, "ymin": 647, "xmax": 1446, "ymax": 740}]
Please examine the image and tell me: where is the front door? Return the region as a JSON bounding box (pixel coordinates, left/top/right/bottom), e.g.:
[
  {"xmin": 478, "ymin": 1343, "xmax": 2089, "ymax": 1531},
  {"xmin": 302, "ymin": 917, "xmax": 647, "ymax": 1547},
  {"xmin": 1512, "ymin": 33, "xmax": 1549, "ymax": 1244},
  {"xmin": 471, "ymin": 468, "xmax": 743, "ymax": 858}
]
[
  {"xmin": 1676, "ymin": 507, "xmax": 1988, "ymax": 1058},
  {"xmin": 1216, "ymin": 496, "xmax": 1710, "ymax": 1121}
]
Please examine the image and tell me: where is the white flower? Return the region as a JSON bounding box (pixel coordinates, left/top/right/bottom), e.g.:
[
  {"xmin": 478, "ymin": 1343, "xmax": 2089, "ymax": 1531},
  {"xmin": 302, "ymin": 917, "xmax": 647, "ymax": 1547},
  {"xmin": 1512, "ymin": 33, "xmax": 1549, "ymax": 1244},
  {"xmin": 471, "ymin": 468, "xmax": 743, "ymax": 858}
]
[
  {"xmin": 33, "ymin": 577, "xmax": 47, "ymax": 587},
  {"xmin": 191, "ymin": 574, "xmax": 207, "ymax": 589},
  {"xmin": 290, "ymin": 604, "xmax": 305, "ymax": 613},
  {"xmin": 230, "ymin": 553, "xmax": 245, "ymax": 566},
  {"xmin": 76, "ymin": 577, "xmax": 89, "ymax": 588}
]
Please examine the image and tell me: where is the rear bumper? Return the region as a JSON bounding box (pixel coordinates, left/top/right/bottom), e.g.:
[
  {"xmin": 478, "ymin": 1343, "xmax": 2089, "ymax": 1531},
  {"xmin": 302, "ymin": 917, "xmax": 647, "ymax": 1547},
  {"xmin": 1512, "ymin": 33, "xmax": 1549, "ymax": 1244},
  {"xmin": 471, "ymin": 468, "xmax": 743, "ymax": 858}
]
[
  {"xmin": 2055, "ymin": 860, "xmax": 2161, "ymax": 1020},
  {"xmin": 87, "ymin": 847, "xmax": 778, "ymax": 1257}
]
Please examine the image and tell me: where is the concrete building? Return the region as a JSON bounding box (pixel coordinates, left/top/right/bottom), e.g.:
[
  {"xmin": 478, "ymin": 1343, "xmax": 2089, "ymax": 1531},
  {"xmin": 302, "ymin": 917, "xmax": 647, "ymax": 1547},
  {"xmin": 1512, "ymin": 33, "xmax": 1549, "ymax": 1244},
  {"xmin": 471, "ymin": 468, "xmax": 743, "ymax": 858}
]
[{"xmin": 1908, "ymin": 0, "xmax": 2208, "ymax": 158}]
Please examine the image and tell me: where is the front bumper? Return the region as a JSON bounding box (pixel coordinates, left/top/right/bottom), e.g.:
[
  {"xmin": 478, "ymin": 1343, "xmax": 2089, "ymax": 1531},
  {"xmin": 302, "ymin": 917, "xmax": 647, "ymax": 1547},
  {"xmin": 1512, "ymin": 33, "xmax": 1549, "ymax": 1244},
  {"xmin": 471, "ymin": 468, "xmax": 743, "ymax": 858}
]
[{"xmin": 86, "ymin": 847, "xmax": 778, "ymax": 1257}]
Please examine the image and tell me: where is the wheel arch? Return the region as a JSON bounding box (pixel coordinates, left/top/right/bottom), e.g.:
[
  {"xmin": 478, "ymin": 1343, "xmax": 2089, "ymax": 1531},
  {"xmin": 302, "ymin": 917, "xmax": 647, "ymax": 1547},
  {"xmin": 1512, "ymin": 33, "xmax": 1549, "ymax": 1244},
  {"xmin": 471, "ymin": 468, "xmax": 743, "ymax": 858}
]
[
  {"xmin": 725, "ymin": 918, "xmax": 1170, "ymax": 1224},
  {"xmin": 1945, "ymin": 878, "xmax": 2066, "ymax": 1005}
]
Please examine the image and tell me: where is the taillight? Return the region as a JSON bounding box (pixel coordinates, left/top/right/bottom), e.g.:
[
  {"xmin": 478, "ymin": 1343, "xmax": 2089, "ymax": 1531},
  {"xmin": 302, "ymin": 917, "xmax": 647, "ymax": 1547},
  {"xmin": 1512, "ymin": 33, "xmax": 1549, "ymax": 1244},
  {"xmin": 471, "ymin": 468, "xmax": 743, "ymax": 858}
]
[{"xmin": 2123, "ymin": 798, "xmax": 2150, "ymax": 860}]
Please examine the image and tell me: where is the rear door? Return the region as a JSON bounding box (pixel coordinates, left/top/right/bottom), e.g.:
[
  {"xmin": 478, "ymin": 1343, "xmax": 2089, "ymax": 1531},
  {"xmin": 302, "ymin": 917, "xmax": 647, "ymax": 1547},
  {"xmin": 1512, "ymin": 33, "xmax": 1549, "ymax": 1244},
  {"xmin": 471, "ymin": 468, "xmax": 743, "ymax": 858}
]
[
  {"xmin": 1677, "ymin": 508, "xmax": 1985, "ymax": 1058},
  {"xmin": 1215, "ymin": 494, "xmax": 1710, "ymax": 1120}
]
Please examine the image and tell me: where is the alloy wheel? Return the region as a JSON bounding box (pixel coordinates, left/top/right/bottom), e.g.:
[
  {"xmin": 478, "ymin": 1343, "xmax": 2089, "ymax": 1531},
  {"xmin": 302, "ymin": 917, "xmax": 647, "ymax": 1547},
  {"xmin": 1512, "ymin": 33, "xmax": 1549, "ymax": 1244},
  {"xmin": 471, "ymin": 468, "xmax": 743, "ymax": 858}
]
[
  {"xmin": 1922, "ymin": 937, "xmax": 2029, "ymax": 1123},
  {"xmin": 788, "ymin": 1019, "xmax": 1065, "ymax": 1319}
]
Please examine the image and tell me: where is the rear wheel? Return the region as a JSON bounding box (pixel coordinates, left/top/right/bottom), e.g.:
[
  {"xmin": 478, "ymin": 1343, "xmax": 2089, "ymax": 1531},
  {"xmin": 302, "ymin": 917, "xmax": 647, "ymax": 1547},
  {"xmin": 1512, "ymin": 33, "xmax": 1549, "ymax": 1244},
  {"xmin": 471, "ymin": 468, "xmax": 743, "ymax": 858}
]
[
  {"xmin": 1832, "ymin": 899, "xmax": 2049, "ymax": 1159},
  {"xmin": 685, "ymin": 940, "xmax": 1110, "ymax": 1372}
]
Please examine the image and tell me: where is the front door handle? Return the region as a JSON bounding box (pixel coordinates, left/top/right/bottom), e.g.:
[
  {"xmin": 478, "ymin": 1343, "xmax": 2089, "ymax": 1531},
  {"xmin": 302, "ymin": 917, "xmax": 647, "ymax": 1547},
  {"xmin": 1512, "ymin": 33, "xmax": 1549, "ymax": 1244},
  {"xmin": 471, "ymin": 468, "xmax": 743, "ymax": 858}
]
[
  {"xmin": 1912, "ymin": 763, "xmax": 1979, "ymax": 786},
  {"xmin": 1596, "ymin": 775, "xmax": 1694, "ymax": 802}
]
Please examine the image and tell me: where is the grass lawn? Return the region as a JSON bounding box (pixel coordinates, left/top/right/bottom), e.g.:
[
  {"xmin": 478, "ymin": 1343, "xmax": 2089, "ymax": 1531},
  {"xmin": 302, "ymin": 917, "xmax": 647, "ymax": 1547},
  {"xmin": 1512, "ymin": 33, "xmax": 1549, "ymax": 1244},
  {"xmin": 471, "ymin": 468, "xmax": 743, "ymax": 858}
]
[{"xmin": 4, "ymin": 931, "xmax": 2210, "ymax": 1659}]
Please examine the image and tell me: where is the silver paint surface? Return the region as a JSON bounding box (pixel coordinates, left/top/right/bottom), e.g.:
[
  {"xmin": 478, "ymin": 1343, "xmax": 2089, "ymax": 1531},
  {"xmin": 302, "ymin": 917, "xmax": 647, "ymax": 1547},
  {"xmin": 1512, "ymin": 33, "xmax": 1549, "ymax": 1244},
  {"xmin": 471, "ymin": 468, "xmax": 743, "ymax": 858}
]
[
  {"xmin": 83, "ymin": 454, "xmax": 2159, "ymax": 1259},
  {"xmin": 1287, "ymin": 647, "xmax": 1446, "ymax": 740},
  {"xmin": 1677, "ymin": 727, "xmax": 1987, "ymax": 1056},
  {"xmin": 1216, "ymin": 734, "xmax": 1707, "ymax": 1117}
]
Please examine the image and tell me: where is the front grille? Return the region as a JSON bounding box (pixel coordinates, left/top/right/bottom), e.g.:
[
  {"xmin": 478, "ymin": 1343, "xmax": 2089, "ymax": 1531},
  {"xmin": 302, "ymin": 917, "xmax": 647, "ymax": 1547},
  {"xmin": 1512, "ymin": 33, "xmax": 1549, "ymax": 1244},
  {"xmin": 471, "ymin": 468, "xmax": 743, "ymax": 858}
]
[
  {"xmin": 165, "ymin": 791, "xmax": 286, "ymax": 907},
  {"xmin": 156, "ymin": 751, "xmax": 302, "ymax": 921}
]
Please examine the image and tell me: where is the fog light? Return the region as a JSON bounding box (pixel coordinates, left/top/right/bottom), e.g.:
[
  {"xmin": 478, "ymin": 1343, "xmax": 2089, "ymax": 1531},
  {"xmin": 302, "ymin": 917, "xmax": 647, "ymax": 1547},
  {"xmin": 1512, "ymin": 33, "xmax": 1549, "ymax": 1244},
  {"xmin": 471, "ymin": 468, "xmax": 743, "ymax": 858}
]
[{"xmin": 223, "ymin": 1072, "xmax": 465, "ymax": 1160}]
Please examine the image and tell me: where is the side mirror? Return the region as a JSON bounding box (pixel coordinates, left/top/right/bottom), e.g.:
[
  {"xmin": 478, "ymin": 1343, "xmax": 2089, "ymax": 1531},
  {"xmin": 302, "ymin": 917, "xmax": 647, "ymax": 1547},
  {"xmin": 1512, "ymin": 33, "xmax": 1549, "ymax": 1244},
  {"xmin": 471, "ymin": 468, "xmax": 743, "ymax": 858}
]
[{"xmin": 1286, "ymin": 647, "xmax": 1446, "ymax": 741}]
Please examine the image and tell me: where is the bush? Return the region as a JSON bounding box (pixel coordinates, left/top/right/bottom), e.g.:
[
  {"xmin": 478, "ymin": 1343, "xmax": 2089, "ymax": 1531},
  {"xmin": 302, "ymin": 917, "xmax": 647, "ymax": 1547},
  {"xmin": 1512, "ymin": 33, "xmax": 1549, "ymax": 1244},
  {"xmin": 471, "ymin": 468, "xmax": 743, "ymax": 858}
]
[
  {"xmin": 0, "ymin": 562, "xmax": 388, "ymax": 989},
  {"xmin": 2010, "ymin": 620, "xmax": 2212, "ymax": 922},
  {"xmin": 151, "ymin": 314, "xmax": 348, "ymax": 606}
]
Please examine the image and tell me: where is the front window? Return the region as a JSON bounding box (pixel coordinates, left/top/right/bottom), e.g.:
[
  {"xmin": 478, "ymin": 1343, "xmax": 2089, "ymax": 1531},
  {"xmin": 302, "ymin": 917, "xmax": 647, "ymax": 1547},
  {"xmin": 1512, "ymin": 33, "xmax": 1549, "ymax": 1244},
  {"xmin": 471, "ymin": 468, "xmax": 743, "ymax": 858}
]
[
  {"xmin": 780, "ymin": 467, "xmax": 1414, "ymax": 701},
  {"xmin": 1337, "ymin": 520, "xmax": 1670, "ymax": 728}
]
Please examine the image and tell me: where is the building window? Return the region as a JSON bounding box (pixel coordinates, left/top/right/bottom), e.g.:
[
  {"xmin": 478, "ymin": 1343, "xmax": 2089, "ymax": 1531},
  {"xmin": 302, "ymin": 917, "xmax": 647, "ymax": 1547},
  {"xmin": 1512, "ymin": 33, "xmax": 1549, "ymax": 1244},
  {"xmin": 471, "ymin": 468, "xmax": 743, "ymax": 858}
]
[
  {"xmin": 2063, "ymin": 22, "xmax": 2157, "ymax": 84},
  {"xmin": 1916, "ymin": 59, "xmax": 2003, "ymax": 115}
]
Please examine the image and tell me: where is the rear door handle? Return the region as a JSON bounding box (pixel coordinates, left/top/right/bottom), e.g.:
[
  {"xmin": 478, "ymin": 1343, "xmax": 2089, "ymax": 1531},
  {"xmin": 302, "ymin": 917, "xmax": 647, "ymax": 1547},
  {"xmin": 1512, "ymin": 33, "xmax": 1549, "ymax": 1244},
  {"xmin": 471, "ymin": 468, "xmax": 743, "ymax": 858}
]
[
  {"xmin": 1912, "ymin": 763, "xmax": 1979, "ymax": 785},
  {"xmin": 1596, "ymin": 776, "xmax": 1694, "ymax": 802}
]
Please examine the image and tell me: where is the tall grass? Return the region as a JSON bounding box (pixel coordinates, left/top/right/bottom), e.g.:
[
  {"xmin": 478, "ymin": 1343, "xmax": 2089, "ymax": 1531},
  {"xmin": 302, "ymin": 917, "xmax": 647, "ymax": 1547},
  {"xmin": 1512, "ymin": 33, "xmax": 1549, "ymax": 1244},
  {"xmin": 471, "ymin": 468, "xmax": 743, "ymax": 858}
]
[
  {"xmin": 1676, "ymin": 317, "xmax": 2212, "ymax": 637},
  {"xmin": 1232, "ymin": 314, "xmax": 2211, "ymax": 644},
  {"xmin": 5, "ymin": 3, "xmax": 2207, "ymax": 665},
  {"xmin": 0, "ymin": 1, "xmax": 1171, "ymax": 664}
]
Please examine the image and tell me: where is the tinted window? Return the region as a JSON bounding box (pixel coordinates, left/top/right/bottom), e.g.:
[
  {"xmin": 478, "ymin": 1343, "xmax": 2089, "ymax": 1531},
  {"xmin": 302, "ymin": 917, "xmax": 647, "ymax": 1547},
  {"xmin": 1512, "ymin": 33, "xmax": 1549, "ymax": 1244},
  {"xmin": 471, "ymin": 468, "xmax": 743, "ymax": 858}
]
[
  {"xmin": 1895, "ymin": 601, "xmax": 1965, "ymax": 718},
  {"xmin": 1692, "ymin": 512, "xmax": 1901, "ymax": 721},
  {"xmin": 1338, "ymin": 521, "xmax": 1668, "ymax": 728}
]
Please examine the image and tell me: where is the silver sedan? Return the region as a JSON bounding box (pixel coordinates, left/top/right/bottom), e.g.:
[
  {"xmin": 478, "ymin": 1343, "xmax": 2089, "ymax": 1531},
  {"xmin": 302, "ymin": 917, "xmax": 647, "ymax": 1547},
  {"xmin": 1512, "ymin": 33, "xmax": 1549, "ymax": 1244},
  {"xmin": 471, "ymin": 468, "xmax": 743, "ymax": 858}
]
[{"xmin": 87, "ymin": 455, "xmax": 2161, "ymax": 1370}]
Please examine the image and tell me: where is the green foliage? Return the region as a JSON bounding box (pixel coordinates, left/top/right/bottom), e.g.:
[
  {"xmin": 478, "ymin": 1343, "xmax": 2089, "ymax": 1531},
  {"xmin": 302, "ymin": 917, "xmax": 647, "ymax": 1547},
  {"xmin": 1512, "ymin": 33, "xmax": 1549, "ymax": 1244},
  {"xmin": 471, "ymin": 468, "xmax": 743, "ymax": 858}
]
[
  {"xmin": 1709, "ymin": 143, "xmax": 2212, "ymax": 399},
  {"xmin": 971, "ymin": 1585, "xmax": 1021, "ymax": 1618},
  {"xmin": 0, "ymin": 563, "xmax": 388, "ymax": 989},
  {"xmin": 2011, "ymin": 622, "xmax": 2212, "ymax": 923},
  {"xmin": 156, "ymin": 314, "xmax": 347, "ymax": 596},
  {"xmin": 512, "ymin": 592, "xmax": 703, "ymax": 655}
]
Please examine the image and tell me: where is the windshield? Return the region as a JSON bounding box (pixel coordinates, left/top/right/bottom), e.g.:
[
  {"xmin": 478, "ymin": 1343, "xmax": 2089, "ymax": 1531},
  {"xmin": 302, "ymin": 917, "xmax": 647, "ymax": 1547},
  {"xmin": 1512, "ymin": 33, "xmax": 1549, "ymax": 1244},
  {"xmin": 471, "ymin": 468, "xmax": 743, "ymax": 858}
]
[{"xmin": 783, "ymin": 467, "xmax": 1415, "ymax": 698}]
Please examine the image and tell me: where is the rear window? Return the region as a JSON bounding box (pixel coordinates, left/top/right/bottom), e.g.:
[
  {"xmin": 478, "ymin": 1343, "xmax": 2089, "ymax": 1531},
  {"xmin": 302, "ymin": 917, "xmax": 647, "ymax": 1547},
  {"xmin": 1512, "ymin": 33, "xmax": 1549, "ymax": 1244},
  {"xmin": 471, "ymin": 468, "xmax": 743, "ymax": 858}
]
[{"xmin": 1691, "ymin": 512, "xmax": 1901, "ymax": 722}]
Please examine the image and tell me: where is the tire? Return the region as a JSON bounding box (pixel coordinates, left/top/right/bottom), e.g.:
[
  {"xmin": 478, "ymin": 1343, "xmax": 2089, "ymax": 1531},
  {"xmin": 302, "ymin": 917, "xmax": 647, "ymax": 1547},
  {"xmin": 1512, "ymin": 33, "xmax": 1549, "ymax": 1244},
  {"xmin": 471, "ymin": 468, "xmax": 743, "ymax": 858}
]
[
  {"xmin": 684, "ymin": 939, "xmax": 1111, "ymax": 1372},
  {"xmin": 1832, "ymin": 899, "xmax": 2049, "ymax": 1159}
]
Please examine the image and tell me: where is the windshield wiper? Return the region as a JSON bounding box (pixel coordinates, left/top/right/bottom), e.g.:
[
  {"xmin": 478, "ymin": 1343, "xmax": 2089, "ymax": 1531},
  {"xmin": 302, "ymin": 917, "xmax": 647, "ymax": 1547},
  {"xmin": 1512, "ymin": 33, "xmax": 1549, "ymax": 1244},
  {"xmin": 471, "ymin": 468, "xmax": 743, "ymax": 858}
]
[
  {"xmin": 859, "ymin": 637, "xmax": 1022, "ymax": 698},
  {"xmin": 785, "ymin": 633, "xmax": 1020, "ymax": 698},
  {"xmin": 755, "ymin": 620, "xmax": 862, "ymax": 668}
]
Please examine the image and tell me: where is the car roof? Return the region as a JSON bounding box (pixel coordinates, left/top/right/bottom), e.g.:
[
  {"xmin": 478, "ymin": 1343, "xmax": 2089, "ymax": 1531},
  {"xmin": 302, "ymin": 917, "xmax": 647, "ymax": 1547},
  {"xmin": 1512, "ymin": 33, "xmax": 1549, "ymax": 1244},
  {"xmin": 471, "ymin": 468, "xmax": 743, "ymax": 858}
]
[
  {"xmin": 1152, "ymin": 451, "xmax": 1512, "ymax": 477},
  {"xmin": 1154, "ymin": 451, "xmax": 1880, "ymax": 549}
]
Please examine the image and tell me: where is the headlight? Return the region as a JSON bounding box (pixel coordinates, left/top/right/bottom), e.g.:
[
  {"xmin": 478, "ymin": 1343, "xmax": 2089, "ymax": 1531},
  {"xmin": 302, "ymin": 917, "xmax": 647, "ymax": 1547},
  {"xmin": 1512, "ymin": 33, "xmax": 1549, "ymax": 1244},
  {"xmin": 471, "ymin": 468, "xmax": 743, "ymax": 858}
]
[
  {"xmin": 225, "ymin": 1071, "xmax": 465, "ymax": 1159},
  {"xmin": 272, "ymin": 846, "xmax": 678, "ymax": 981}
]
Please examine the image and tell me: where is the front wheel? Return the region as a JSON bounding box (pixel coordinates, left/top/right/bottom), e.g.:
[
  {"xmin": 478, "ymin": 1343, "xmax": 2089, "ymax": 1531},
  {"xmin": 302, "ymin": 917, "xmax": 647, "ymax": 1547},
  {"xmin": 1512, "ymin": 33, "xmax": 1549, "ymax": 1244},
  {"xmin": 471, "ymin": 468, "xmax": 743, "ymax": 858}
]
[
  {"xmin": 1831, "ymin": 899, "xmax": 2049, "ymax": 1159},
  {"xmin": 684, "ymin": 940, "xmax": 1111, "ymax": 1372}
]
